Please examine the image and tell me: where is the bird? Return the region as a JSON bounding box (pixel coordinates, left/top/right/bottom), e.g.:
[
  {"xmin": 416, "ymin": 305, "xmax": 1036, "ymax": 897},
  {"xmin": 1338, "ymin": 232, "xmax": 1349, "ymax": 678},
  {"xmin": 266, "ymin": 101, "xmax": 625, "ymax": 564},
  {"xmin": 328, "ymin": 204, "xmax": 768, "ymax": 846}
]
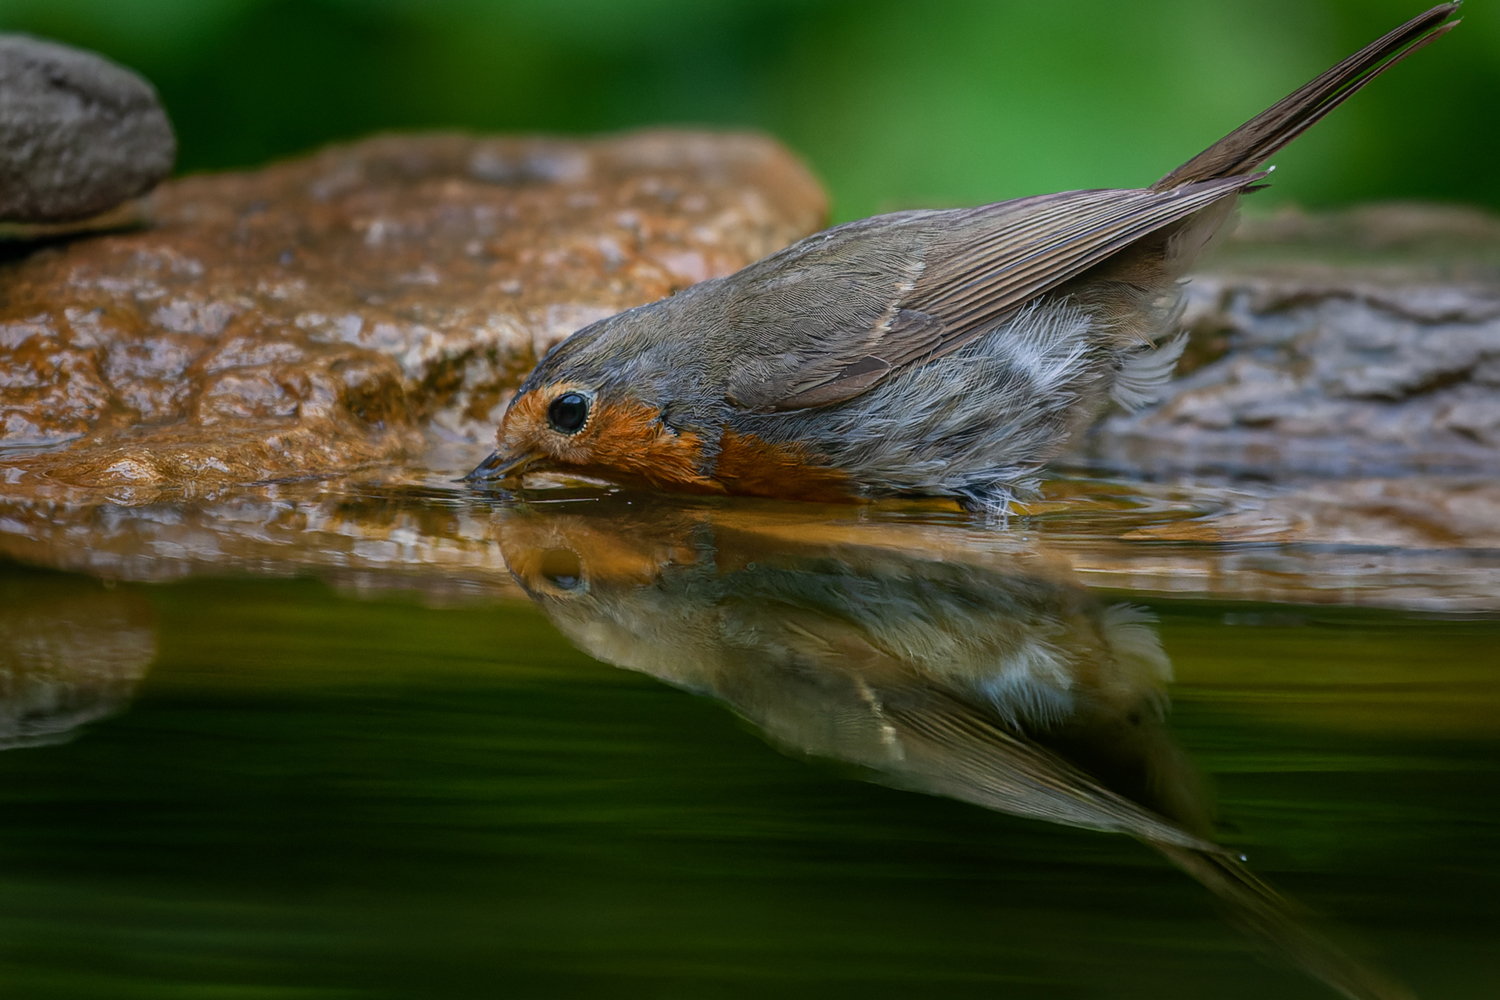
[{"xmin": 466, "ymin": 4, "xmax": 1461, "ymax": 514}]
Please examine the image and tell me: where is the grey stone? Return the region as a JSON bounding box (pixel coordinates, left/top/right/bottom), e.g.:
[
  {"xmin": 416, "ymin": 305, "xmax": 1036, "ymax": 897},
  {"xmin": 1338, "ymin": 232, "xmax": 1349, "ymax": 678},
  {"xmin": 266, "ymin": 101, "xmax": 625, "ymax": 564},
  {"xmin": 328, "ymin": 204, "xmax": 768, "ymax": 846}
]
[
  {"xmin": 0, "ymin": 34, "xmax": 175, "ymax": 222},
  {"xmin": 1074, "ymin": 204, "xmax": 1500, "ymax": 478}
]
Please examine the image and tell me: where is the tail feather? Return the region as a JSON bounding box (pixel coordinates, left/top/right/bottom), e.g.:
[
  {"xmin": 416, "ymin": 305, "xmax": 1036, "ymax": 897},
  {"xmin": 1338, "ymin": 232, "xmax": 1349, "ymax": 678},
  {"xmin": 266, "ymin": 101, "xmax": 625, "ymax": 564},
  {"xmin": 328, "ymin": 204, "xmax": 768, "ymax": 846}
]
[
  {"xmin": 1154, "ymin": 843, "xmax": 1417, "ymax": 1000},
  {"xmin": 1153, "ymin": 2, "xmax": 1461, "ymax": 191}
]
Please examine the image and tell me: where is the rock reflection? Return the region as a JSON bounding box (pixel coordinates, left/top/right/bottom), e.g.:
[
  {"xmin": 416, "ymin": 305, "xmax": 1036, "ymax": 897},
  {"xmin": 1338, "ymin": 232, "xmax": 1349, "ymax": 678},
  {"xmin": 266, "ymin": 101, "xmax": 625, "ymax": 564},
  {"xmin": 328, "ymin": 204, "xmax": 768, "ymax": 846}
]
[
  {"xmin": 3, "ymin": 460, "xmax": 1499, "ymax": 611},
  {"xmin": 500, "ymin": 500, "xmax": 1412, "ymax": 1000},
  {"xmin": 0, "ymin": 568, "xmax": 154, "ymax": 749}
]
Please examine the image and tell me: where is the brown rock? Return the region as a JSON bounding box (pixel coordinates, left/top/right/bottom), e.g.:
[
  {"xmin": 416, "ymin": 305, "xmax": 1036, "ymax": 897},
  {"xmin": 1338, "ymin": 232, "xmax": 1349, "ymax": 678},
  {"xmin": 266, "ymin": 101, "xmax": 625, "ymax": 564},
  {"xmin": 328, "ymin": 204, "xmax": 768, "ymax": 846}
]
[
  {"xmin": 1074, "ymin": 203, "xmax": 1500, "ymax": 478},
  {"xmin": 0, "ymin": 130, "xmax": 826, "ymax": 499}
]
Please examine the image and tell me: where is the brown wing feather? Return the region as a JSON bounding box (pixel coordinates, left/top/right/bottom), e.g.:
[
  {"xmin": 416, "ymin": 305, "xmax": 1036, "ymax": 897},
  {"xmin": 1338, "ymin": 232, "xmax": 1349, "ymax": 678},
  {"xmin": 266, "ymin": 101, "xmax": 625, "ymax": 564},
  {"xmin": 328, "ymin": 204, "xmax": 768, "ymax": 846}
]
[
  {"xmin": 733, "ymin": 3, "xmax": 1459, "ymax": 414},
  {"xmin": 767, "ymin": 176, "xmax": 1260, "ymax": 410}
]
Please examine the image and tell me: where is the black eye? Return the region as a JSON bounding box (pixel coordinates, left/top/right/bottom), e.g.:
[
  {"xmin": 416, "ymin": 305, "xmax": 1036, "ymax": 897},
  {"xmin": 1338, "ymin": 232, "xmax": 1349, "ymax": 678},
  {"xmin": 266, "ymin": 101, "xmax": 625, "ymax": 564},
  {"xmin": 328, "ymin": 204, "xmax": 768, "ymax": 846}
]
[{"xmin": 547, "ymin": 392, "xmax": 589, "ymax": 434}]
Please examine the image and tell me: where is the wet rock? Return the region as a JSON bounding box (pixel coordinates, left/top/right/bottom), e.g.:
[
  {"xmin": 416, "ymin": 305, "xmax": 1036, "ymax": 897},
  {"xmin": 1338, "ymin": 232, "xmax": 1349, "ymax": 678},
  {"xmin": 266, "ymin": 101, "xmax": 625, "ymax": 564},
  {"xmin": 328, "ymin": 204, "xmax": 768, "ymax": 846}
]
[
  {"xmin": 0, "ymin": 35, "xmax": 176, "ymax": 222},
  {"xmin": 1076, "ymin": 203, "xmax": 1500, "ymax": 478},
  {"xmin": 0, "ymin": 131, "xmax": 826, "ymax": 498}
]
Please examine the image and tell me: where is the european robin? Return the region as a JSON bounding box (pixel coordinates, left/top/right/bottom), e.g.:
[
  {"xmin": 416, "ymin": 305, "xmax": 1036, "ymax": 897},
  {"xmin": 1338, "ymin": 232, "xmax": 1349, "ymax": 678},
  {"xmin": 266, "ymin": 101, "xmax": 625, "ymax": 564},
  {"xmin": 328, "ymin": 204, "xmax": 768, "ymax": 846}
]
[{"xmin": 467, "ymin": 4, "xmax": 1460, "ymax": 513}]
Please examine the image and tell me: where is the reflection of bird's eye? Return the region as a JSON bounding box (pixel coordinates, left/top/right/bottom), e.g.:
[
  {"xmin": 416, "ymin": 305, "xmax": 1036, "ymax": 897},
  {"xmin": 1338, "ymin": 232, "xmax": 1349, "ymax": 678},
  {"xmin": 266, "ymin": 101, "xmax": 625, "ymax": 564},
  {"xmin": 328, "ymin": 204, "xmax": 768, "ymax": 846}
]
[
  {"xmin": 547, "ymin": 392, "xmax": 589, "ymax": 434},
  {"xmin": 538, "ymin": 548, "xmax": 584, "ymax": 591}
]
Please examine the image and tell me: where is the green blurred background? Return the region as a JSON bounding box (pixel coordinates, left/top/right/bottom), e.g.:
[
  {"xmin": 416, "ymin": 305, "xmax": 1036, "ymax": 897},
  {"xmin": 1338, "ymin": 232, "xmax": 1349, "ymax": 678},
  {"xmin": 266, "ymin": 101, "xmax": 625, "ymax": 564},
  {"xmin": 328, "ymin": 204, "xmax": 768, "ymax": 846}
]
[{"xmin": 0, "ymin": 0, "xmax": 1494, "ymax": 222}]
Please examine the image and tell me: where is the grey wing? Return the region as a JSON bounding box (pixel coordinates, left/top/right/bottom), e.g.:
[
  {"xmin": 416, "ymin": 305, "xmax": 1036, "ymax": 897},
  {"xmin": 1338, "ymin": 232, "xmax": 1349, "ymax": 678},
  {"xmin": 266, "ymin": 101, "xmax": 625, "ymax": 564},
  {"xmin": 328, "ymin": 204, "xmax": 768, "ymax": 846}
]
[{"xmin": 724, "ymin": 175, "xmax": 1261, "ymax": 413}]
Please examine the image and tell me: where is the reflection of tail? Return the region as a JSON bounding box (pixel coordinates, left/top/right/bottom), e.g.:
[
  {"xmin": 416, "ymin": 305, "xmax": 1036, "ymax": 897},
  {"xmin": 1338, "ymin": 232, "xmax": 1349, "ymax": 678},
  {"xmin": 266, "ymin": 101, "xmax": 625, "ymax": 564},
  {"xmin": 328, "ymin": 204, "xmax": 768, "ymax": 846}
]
[
  {"xmin": 885, "ymin": 685, "xmax": 1224, "ymax": 852},
  {"xmin": 1154, "ymin": 843, "xmax": 1415, "ymax": 1000},
  {"xmin": 1155, "ymin": 2, "xmax": 1460, "ymax": 190},
  {"xmin": 884, "ymin": 686, "xmax": 1416, "ymax": 1000}
]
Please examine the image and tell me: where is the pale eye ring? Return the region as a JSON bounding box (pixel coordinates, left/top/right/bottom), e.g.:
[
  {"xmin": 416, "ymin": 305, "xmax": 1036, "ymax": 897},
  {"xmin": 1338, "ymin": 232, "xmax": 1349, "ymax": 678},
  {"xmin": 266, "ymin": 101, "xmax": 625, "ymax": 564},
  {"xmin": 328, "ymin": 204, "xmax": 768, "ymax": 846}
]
[{"xmin": 547, "ymin": 392, "xmax": 589, "ymax": 434}]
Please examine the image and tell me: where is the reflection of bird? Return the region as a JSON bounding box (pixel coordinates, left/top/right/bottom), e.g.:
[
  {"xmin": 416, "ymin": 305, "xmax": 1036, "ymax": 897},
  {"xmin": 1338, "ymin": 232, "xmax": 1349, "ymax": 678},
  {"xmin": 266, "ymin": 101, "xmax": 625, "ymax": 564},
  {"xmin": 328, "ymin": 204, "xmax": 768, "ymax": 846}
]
[
  {"xmin": 500, "ymin": 502, "xmax": 1210, "ymax": 841},
  {"xmin": 498, "ymin": 500, "xmax": 1415, "ymax": 1000},
  {"xmin": 468, "ymin": 5, "xmax": 1459, "ymax": 513}
]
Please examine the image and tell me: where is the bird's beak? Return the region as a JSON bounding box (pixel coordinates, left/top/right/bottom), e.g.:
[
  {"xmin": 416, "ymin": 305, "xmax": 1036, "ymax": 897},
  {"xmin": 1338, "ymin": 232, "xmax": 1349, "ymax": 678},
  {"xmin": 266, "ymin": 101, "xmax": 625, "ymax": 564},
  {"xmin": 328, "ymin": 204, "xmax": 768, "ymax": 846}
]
[{"xmin": 461, "ymin": 450, "xmax": 533, "ymax": 483}]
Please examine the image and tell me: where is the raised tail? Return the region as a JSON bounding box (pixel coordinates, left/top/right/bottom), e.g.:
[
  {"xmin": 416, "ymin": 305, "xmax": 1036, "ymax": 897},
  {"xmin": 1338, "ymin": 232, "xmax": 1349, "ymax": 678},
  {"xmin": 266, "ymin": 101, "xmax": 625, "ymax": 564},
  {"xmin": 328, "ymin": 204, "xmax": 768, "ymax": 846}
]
[{"xmin": 1153, "ymin": 2, "xmax": 1461, "ymax": 191}]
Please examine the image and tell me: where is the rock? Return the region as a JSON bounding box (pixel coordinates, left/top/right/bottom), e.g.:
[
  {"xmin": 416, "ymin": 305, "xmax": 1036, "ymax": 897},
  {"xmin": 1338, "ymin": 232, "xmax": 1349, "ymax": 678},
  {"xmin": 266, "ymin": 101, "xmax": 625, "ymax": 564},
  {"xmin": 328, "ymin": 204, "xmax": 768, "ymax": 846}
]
[
  {"xmin": 0, "ymin": 130, "xmax": 826, "ymax": 499},
  {"xmin": 1075, "ymin": 203, "xmax": 1500, "ymax": 478},
  {"xmin": 0, "ymin": 35, "xmax": 176, "ymax": 222}
]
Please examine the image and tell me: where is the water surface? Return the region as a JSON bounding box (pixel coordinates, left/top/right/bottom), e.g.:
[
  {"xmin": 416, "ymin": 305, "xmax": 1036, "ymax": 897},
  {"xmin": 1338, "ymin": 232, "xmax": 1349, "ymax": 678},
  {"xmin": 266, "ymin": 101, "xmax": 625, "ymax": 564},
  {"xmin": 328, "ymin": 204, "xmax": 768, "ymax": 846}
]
[{"xmin": 1, "ymin": 474, "xmax": 1497, "ymax": 999}]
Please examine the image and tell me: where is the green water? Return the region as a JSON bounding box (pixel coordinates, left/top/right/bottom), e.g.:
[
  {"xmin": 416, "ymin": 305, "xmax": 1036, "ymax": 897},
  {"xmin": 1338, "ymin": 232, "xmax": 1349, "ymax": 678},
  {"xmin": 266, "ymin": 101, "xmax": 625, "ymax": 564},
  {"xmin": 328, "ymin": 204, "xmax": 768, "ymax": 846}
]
[{"xmin": 1, "ymin": 493, "xmax": 1498, "ymax": 999}]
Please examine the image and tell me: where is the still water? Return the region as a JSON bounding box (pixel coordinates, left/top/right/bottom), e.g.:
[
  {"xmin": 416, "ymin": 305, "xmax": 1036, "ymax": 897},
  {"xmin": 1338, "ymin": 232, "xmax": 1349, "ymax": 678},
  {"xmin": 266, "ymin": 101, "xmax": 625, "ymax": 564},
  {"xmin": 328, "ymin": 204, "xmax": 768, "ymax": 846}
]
[{"xmin": 1, "ymin": 472, "xmax": 1497, "ymax": 999}]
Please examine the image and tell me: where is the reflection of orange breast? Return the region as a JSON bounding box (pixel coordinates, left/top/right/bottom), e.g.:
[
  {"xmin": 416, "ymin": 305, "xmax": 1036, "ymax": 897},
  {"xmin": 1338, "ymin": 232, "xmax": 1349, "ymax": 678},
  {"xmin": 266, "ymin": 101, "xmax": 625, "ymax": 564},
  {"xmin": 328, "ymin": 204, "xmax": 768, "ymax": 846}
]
[{"xmin": 712, "ymin": 430, "xmax": 858, "ymax": 503}]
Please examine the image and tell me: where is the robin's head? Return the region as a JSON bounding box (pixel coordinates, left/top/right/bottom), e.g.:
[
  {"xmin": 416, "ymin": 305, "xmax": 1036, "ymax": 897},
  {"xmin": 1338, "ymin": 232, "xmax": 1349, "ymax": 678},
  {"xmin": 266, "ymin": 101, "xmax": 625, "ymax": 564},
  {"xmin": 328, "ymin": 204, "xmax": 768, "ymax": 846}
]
[
  {"xmin": 472, "ymin": 379, "xmax": 599, "ymax": 479},
  {"xmin": 463, "ymin": 310, "xmax": 715, "ymax": 491}
]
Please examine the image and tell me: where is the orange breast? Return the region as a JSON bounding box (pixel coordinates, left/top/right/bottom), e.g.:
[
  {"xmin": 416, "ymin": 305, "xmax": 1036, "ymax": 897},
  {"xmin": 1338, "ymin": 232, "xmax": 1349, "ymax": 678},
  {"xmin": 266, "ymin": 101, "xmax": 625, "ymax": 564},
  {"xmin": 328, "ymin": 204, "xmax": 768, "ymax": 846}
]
[{"xmin": 711, "ymin": 430, "xmax": 858, "ymax": 503}]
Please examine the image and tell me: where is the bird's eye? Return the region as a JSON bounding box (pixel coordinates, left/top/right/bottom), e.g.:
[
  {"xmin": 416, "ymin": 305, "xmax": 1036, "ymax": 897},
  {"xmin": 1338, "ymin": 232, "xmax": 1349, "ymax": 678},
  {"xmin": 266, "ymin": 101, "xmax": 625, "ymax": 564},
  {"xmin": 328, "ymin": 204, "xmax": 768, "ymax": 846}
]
[{"xmin": 547, "ymin": 392, "xmax": 589, "ymax": 434}]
